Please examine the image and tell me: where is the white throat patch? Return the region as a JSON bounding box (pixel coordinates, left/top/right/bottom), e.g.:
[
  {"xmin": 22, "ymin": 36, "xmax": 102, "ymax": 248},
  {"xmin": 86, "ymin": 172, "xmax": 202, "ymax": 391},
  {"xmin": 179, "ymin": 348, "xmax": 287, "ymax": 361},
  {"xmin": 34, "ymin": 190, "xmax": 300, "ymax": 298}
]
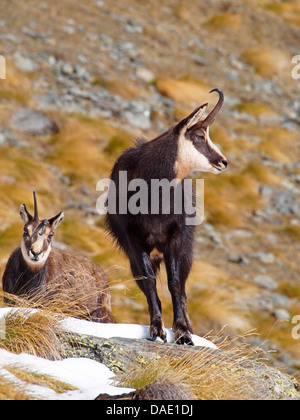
[
  {"xmin": 21, "ymin": 239, "xmax": 52, "ymax": 270},
  {"xmin": 174, "ymin": 130, "xmax": 212, "ymax": 180}
]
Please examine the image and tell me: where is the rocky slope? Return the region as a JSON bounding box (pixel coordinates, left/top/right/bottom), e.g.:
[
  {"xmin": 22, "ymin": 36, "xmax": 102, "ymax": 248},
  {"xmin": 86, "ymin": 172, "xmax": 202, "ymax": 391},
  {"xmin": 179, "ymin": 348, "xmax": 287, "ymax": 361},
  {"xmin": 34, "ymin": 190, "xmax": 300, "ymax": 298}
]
[
  {"xmin": 0, "ymin": 0, "xmax": 299, "ymax": 384},
  {"xmin": 63, "ymin": 333, "xmax": 300, "ymax": 400}
]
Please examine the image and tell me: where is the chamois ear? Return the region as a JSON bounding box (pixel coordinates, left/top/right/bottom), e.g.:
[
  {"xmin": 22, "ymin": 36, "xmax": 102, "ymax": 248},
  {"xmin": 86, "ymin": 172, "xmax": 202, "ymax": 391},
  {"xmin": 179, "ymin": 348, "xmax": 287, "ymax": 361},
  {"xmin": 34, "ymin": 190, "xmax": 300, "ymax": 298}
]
[
  {"xmin": 49, "ymin": 212, "xmax": 64, "ymax": 231},
  {"xmin": 178, "ymin": 103, "xmax": 208, "ymax": 133},
  {"xmin": 20, "ymin": 204, "xmax": 33, "ymax": 225}
]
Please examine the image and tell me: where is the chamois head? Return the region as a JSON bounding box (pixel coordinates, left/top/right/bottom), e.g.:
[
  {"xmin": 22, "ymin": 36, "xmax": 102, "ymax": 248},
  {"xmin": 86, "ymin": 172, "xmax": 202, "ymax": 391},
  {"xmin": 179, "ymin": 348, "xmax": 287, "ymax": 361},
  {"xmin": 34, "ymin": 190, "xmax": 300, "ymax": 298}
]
[
  {"xmin": 20, "ymin": 192, "xmax": 64, "ymax": 268},
  {"xmin": 175, "ymin": 89, "xmax": 228, "ymax": 179}
]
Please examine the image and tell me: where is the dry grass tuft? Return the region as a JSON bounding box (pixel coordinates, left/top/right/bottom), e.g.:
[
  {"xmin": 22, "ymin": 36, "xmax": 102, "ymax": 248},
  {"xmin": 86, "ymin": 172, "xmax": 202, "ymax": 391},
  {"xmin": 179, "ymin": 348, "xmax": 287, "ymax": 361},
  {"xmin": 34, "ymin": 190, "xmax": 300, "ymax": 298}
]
[
  {"xmin": 155, "ymin": 78, "xmax": 209, "ymax": 106},
  {"xmin": 0, "ymin": 303, "xmax": 64, "ymax": 361},
  {"xmin": 114, "ymin": 331, "xmax": 268, "ymax": 400},
  {"xmin": 4, "ymin": 365, "xmax": 78, "ymax": 394},
  {"xmin": 92, "ymin": 75, "xmax": 141, "ymax": 99},
  {"xmin": 241, "ymin": 47, "xmax": 291, "ymax": 78},
  {"xmin": 45, "ymin": 114, "xmax": 130, "ymax": 183},
  {"xmin": 205, "ymin": 13, "xmax": 242, "ymax": 30},
  {"xmin": 265, "ymin": 1, "xmax": 300, "ymax": 26},
  {"xmin": 234, "ymin": 101, "xmax": 276, "ymax": 117},
  {"xmin": 0, "ymin": 275, "xmax": 113, "ymax": 360},
  {"xmin": 0, "ymin": 374, "xmax": 32, "ymax": 401},
  {"xmin": 257, "ymin": 127, "xmax": 298, "ymax": 164},
  {"xmin": 0, "ymin": 63, "xmax": 32, "ymax": 106}
]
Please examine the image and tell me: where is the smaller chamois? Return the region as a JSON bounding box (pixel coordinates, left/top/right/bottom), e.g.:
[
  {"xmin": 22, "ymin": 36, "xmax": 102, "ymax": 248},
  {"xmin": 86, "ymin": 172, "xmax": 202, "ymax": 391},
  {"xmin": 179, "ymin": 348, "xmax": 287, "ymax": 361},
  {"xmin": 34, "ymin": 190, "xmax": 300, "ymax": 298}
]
[
  {"xmin": 2, "ymin": 192, "xmax": 115, "ymax": 323},
  {"xmin": 106, "ymin": 89, "xmax": 227, "ymax": 344}
]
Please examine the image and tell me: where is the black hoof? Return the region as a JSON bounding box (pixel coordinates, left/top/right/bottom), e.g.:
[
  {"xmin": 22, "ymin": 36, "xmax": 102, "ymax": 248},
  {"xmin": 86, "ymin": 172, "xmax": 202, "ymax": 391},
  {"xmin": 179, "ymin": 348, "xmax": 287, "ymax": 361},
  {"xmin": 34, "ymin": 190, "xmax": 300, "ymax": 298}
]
[{"xmin": 175, "ymin": 334, "xmax": 194, "ymax": 346}]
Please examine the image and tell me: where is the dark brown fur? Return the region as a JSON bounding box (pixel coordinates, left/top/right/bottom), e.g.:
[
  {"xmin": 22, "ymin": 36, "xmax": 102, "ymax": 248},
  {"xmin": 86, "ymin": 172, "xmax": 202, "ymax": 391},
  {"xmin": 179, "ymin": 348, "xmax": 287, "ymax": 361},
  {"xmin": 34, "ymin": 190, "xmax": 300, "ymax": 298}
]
[
  {"xmin": 2, "ymin": 193, "xmax": 115, "ymax": 323},
  {"xmin": 2, "ymin": 247, "xmax": 115, "ymax": 323},
  {"xmin": 106, "ymin": 91, "xmax": 227, "ymax": 344},
  {"xmin": 96, "ymin": 380, "xmax": 194, "ymax": 400}
]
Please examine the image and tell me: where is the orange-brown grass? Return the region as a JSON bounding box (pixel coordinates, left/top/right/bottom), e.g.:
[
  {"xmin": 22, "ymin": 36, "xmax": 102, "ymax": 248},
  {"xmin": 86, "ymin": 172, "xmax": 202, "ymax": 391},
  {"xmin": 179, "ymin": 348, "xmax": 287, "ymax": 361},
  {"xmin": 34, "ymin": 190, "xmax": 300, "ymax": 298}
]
[
  {"xmin": 155, "ymin": 78, "xmax": 209, "ymax": 106},
  {"xmin": 281, "ymin": 225, "xmax": 300, "ymax": 243},
  {"xmin": 103, "ymin": 133, "xmax": 134, "ymax": 156},
  {"xmin": 264, "ymin": 1, "xmax": 300, "ymax": 26},
  {"xmin": 3, "ymin": 365, "xmax": 78, "ymax": 395},
  {"xmin": 58, "ymin": 217, "xmax": 110, "ymax": 255},
  {"xmin": 205, "ymin": 13, "xmax": 242, "ymax": 30},
  {"xmin": 0, "ymin": 63, "xmax": 32, "ymax": 106},
  {"xmin": 0, "ymin": 374, "xmax": 32, "ymax": 401},
  {"xmin": 241, "ymin": 47, "xmax": 291, "ymax": 78},
  {"xmin": 202, "ymin": 171, "xmax": 259, "ymax": 227},
  {"xmin": 234, "ymin": 101, "xmax": 276, "ymax": 117},
  {"xmin": 45, "ymin": 114, "xmax": 132, "ymax": 183},
  {"xmin": 0, "ymin": 274, "xmax": 113, "ymax": 360},
  {"xmin": 257, "ymin": 127, "xmax": 299, "ymax": 164},
  {"xmin": 0, "ymin": 305, "xmax": 63, "ymax": 360},
  {"xmin": 0, "ymin": 147, "xmax": 54, "ymax": 186},
  {"xmin": 186, "ymin": 261, "xmax": 256, "ymax": 333},
  {"xmin": 92, "ymin": 75, "xmax": 141, "ymax": 99}
]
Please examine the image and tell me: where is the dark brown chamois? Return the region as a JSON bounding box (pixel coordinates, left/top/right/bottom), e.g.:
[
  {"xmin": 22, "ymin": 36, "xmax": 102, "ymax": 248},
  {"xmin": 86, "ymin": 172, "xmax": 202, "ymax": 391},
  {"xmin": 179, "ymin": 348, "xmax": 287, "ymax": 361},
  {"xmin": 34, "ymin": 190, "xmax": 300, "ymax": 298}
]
[
  {"xmin": 2, "ymin": 192, "xmax": 115, "ymax": 323},
  {"xmin": 106, "ymin": 89, "xmax": 227, "ymax": 344}
]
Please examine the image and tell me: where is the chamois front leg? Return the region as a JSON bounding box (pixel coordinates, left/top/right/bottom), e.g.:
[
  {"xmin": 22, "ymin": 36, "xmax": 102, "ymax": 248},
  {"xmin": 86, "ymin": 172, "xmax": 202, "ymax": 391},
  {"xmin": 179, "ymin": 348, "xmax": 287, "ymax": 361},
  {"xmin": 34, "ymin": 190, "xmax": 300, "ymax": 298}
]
[
  {"xmin": 130, "ymin": 250, "xmax": 167, "ymax": 343},
  {"xmin": 165, "ymin": 242, "xmax": 194, "ymax": 345}
]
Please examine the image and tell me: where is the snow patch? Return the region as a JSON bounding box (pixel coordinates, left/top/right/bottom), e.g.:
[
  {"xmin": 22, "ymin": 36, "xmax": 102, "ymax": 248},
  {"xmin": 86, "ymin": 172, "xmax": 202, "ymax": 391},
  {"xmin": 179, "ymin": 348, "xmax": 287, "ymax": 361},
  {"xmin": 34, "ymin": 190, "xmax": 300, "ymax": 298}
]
[
  {"xmin": 61, "ymin": 317, "xmax": 218, "ymax": 349},
  {"xmin": 0, "ymin": 348, "xmax": 134, "ymax": 400},
  {"xmin": 0, "ymin": 307, "xmax": 217, "ymax": 399}
]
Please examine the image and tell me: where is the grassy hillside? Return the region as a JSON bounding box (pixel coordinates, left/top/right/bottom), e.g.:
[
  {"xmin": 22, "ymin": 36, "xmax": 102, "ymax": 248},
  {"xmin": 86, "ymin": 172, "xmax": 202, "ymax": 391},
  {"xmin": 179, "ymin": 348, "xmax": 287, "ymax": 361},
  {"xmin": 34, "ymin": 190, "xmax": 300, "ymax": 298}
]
[{"xmin": 0, "ymin": 0, "xmax": 300, "ymax": 381}]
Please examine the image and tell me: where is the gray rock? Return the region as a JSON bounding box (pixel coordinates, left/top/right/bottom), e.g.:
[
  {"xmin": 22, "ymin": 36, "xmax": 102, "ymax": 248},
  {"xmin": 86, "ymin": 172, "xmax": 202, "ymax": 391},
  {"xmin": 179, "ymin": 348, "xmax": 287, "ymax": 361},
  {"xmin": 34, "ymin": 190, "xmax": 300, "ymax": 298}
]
[
  {"xmin": 61, "ymin": 63, "xmax": 74, "ymax": 75},
  {"xmin": 250, "ymin": 252, "xmax": 276, "ymax": 264},
  {"xmin": 270, "ymin": 293, "xmax": 293, "ymax": 308},
  {"xmin": 136, "ymin": 67, "xmax": 155, "ymax": 83},
  {"xmin": 53, "ymin": 61, "xmax": 90, "ymax": 82},
  {"xmin": 62, "ymin": 334, "xmax": 300, "ymax": 400},
  {"xmin": 22, "ymin": 27, "xmax": 49, "ymax": 41},
  {"xmin": 273, "ymin": 309, "xmax": 290, "ymax": 321},
  {"xmin": 254, "ymin": 275, "xmax": 277, "ymax": 291},
  {"xmin": 10, "ymin": 108, "xmax": 58, "ymax": 136},
  {"xmin": 121, "ymin": 100, "xmax": 152, "ymax": 129},
  {"xmin": 0, "ymin": 127, "xmax": 26, "ymax": 147},
  {"xmin": 81, "ymin": 185, "xmax": 90, "ymax": 196},
  {"xmin": 124, "ymin": 19, "xmax": 143, "ymax": 34},
  {"xmin": 259, "ymin": 252, "xmax": 275, "ymax": 264},
  {"xmin": 260, "ymin": 185, "xmax": 273, "ymax": 197},
  {"xmin": 0, "ymin": 34, "xmax": 21, "ymax": 43},
  {"xmin": 13, "ymin": 52, "xmax": 40, "ymax": 72},
  {"xmin": 191, "ymin": 54, "xmax": 209, "ymax": 66},
  {"xmin": 228, "ymin": 253, "xmax": 249, "ymax": 265}
]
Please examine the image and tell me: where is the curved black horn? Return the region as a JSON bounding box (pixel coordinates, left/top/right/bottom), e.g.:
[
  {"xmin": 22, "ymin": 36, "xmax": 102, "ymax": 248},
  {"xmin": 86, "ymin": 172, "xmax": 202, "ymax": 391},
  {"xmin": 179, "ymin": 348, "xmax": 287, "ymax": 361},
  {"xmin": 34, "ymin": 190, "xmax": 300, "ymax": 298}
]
[
  {"xmin": 202, "ymin": 88, "xmax": 224, "ymax": 127},
  {"xmin": 33, "ymin": 191, "xmax": 39, "ymax": 221}
]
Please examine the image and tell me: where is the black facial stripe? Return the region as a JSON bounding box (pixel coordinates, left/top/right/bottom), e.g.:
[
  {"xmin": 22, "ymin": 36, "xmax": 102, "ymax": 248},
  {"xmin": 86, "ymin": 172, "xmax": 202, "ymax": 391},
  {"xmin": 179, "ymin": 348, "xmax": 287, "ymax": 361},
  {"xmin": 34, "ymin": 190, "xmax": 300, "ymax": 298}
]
[{"xmin": 193, "ymin": 137, "xmax": 222, "ymax": 164}]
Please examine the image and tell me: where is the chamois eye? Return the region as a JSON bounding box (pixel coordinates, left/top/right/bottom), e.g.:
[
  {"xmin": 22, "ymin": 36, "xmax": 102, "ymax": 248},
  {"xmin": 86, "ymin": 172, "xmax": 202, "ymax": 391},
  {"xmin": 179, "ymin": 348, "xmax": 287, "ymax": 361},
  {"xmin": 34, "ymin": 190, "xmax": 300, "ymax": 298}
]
[
  {"xmin": 24, "ymin": 229, "xmax": 30, "ymax": 237},
  {"xmin": 197, "ymin": 135, "xmax": 205, "ymax": 141},
  {"xmin": 48, "ymin": 232, "xmax": 54, "ymax": 239}
]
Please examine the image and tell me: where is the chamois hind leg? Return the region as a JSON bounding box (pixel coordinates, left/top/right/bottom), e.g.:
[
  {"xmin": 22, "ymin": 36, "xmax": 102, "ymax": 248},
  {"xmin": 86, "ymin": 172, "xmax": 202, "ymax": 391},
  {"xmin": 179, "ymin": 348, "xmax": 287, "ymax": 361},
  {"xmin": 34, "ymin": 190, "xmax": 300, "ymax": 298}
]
[
  {"xmin": 129, "ymin": 249, "xmax": 166, "ymax": 343},
  {"xmin": 164, "ymin": 239, "xmax": 194, "ymax": 345}
]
